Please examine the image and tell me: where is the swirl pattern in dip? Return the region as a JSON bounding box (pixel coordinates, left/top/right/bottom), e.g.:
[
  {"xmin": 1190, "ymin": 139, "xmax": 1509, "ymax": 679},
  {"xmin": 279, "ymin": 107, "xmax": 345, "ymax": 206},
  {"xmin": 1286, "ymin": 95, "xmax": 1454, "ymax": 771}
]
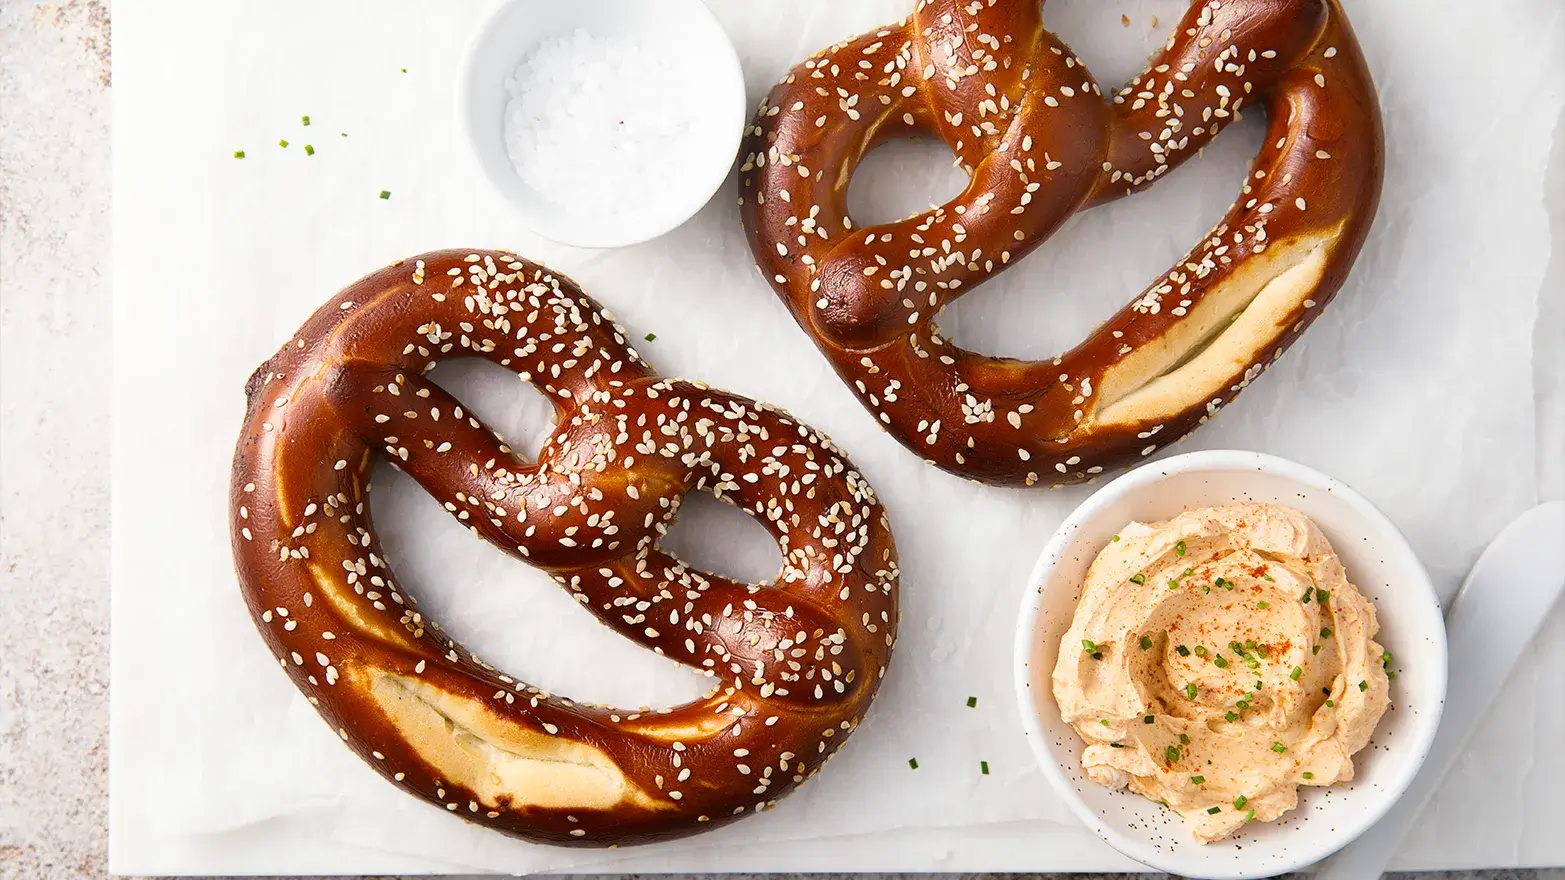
[{"xmin": 1051, "ymin": 504, "xmax": 1391, "ymax": 843}]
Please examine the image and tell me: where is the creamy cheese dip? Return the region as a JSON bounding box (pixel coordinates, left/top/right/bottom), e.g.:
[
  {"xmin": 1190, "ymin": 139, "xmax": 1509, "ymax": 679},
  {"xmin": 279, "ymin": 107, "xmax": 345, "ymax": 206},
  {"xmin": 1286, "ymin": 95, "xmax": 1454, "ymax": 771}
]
[{"xmin": 1051, "ymin": 504, "xmax": 1391, "ymax": 843}]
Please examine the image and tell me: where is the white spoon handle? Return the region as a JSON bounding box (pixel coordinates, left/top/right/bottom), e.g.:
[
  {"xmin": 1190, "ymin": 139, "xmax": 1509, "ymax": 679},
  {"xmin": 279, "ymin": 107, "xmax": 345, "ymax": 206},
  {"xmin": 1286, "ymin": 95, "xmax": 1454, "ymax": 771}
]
[{"xmin": 1313, "ymin": 502, "xmax": 1565, "ymax": 880}]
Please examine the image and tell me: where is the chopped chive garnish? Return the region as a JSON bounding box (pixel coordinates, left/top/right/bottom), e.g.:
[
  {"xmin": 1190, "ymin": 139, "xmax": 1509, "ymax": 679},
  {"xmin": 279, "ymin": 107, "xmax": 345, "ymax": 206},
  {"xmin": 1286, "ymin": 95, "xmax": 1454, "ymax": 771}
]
[
  {"xmin": 1225, "ymin": 710, "xmax": 1239, "ymax": 722},
  {"xmin": 644, "ymin": 332, "xmax": 657, "ymax": 341},
  {"xmin": 1111, "ymin": 535, "xmax": 1121, "ymax": 542},
  {"xmin": 1214, "ymin": 577, "xmax": 1228, "ymax": 589},
  {"xmin": 966, "ymin": 696, "xmax": 977, "ymax": 708},
  {"xmin": 1144, "ymin": 714, "xmax": 1155, "ymax": 724},
  {"xmin": 1183, "ymin": 568, "xmax": 1194, "ymax": 577},
  {"xmin": 1255, "ymin": 679, "xmax": 1263, "ymax": 691},
  {"xmin": 1168, "ymin": 579, "xmax": 1180, "ymax": 590},
  {"xmin": 1191, "ymin": 775, "xmax": 1205, "ymax": 784},
  {"xmin": 1381, "ymin": 651, "xmax": 1393, "ymax": 665},
  {"xmin": 1264, "ymin": 573, "xmax": 1275, "ymax": 581},
  {"xmin": 1257, "ymin": 601, "xmax": 1269, "ymax": 609},
  {"xmin": 1301, "ymin": 588, "xmax": 1313, "ymax": 603},
  {"xmin": 1321, "ymin": 627, "xmax": 1333, "ymax": 639},
  {"xmin": 1176, "ymin": 645, "xmax": 1191, "ymax": 657},
  {"xmin": 1166, "ymin": 745, "xmax": 1181, "ymax": 763},
  {"xmin": 1316, "ymin": 588, "xmax": 1331, "ymax": 603},
  {"xmin": 1140, "ymin": 635, "xmax": 1153, "ymax": 651},
  {"xmin": 301, "ymin": 115, "xmax": 311, "ymax": 126},
  {"xmin": 981, "ymin": 760, "xmax": 990, "ymax": 775},
  {"xmin": 1256, "ymin": 644, "xmax": 1269, "ymax": 657},
  {"xmin": 1234, "ymin": 795, "xmax": 1248, "ymax": 810},
  {"xmin": 400, "ymin": 67, "xmax": 408, "ymax": 72},
  {"xmin": 1359, "ymin": 680, "xmax": 1369, "ymax": 692},
  {"xmin": 1386, "ymin": 670, "xmax": 1397, "ymax": 679},
  {"xmin": 1207, "ymin": 806, "xmax": 1222, "ymax": 814},
  {"xmin": 1245, "ymin": 809, "xmax": 1256, "ymax": 822},
  {"xmin": 909, "ymin": 757, "xmax": 918, "ymax": 769},
  {"xmin": 1271, "ymin": 742, "xmax": 1287, "ymax": 753},
  {"xmin": 1175, "ymin": 540, "xmax": 1188, "ymax": 556},
  {"xmin": 1194, "ymin": 646, "xmax": 1208, "ymax": 657},
  {"xmin": 1290, "ymin": 666, "xmax": 1303, "ymax": 681},
  {"xmin": 304, "ymin": 144, "xmax": 315, "ymax": 156},
  {"xmin": 1186, "ymin": 682, "xmax": 1197, "ymax": 699},
  {"xmin": 1237, "ymin": 699, "xmax": 1250, "ymax": 711},
  {"xmin": 340, "ymin": 132, "xmax": 348, "ymax": 137},
  {"xmin": 278, "ymin": 139, "xmax": 289, "ymax": 148},
  {"xmin": 1101, "ymin": 719, "xmax": 1110, "ymax": 726},
  {"xmin": 1214, "ymin": 655, "xmax": 1229, "ymax": 668},
  {"xmin": 1325, "ymin": 699, "xmax": 1335, "ymax": 707},
  {"xmin": 1130, "ymin": 573, "xmax": 1147, "ymax": 585},
  {"xmin": 1246, "ymin": 657, "xmax": 1260, "ymax": 670},
  {"xmin": 379, "ymin": 190, "xmax": 391, "ymax": 199},
  {"xmin": 1081, "ymin": 639, "xmax": 1097, "ymax": 653},
  {"xmin": 1230, "ymin": 641, "xmax": 1244, "ymax": 654},
  {"xmin": 1301, "ymin": 771, "xmax": 1314, "ymax": 779},
  {"xmin": 233, "ymin": 149, "xmax": 246, "ymax": 158},
  {"xmin": 1312, "ymin": 645, "xmax": 1322, "ymax": 655},
  {"xmin": 1179, "ymin": 733, "xmax": 1190, "ymax": 745}
]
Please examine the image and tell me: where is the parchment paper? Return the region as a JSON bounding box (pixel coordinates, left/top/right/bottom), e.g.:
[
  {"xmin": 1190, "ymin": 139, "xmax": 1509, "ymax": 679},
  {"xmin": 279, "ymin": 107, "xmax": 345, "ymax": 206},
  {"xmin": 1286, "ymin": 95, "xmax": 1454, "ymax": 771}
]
[{"xmin": 109, "ymin": 0, "xmax": 1565, "ymax": 873}]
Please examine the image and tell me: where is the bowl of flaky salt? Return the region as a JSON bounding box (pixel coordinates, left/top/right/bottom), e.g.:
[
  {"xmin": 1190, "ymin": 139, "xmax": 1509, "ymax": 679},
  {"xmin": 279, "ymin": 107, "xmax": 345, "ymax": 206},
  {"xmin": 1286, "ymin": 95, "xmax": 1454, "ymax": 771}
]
[{"xmin": 460, "ymin": 0, "xmax": 747, "ymax": 248}]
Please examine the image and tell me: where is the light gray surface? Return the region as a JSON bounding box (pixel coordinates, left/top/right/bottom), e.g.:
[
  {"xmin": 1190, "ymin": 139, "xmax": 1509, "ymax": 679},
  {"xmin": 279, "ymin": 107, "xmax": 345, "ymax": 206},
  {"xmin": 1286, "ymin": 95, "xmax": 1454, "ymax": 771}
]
[{"xmin": 0, "ymin": 2, "xmax": 1559, "ymax": 879}]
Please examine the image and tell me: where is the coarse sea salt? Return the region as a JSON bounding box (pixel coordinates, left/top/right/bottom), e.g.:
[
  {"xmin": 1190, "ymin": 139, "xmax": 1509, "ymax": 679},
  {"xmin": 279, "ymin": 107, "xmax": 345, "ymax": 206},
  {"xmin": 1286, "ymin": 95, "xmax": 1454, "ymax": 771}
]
[{"xmin": 503, "ymin": 29, "xmax": 717, "ymax": 217}]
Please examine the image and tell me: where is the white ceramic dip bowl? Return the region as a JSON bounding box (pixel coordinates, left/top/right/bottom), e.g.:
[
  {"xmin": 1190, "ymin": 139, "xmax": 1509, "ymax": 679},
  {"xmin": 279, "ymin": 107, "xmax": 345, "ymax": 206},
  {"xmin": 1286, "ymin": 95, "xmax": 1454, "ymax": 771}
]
[
  {"xmin": 459, "ymin": 0, "xmax": 746, "ymax": 248},
  {"xmin": 1014, "ymin": 450, "xmax": 1447, "ymax": 879}
]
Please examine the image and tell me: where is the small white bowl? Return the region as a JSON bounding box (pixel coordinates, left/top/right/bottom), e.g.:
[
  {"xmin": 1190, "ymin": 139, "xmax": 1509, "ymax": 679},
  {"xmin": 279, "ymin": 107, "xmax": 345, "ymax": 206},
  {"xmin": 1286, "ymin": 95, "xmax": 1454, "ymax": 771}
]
[
  {"xmin": 1013, "ymin": 450, "xmax": 1447, "ymax": 879},
  {"xmin": 458, "ymin": 0, "xmax": 747, "ymax": 248}
]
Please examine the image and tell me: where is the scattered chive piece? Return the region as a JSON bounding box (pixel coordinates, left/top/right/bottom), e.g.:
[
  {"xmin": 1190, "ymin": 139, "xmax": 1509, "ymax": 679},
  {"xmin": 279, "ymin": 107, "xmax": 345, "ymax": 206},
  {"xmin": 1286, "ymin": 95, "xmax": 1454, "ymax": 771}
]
[
  {"xmin": 1143, "ymin": 715, "xmax": 1155, "ymax": 724},
  {"xmin": 1264, "ymin": 574, "xmax": 1275, "ymax": 582},
  {"xmin": 1245, "ymin": 809, "xmax": 1256, "ymax": 823},
  {"xmin": 644, "ymin": 332, "xmax": 657, "ymax": 341},
  {"xmin": 1214, "ymin": 577, "xmax": 1228, "ymax": 589},
  {"xmin": 1246, "ymin": 657, "xmax": 1260, "ymax": 670},
  {"xmin": 1381, "ymin": 650, "xmax": 1393, "ymax": 665},
  {"xmin": 1325, "ymin": 699, "xmax": 1335, "ymax": 708},
  {"xmin": 233, "ymin": 149, "xmax": 246, "ymax": 159},
  {"xmin": 1207, "ymin": 806, "xmax": 1222, "ymax": 815},
  {"xmin": 1321, "ymin": 626, "xmax": 1333, "ymax": 639},
  {"xmin": 1111, "ymin": 535, "xmax": 1121, "ymax": 542},
  {"xmin": 1179, "ymin": 733, "xmax": 1190, "ymax": 745},
  {"xmin": 1237, "ymin": 699, "xmax": 1250, "ymax": 710},
  {"xmin": 1166, "ymin": 745, "xmax": 1181, "ymax": 763},
  {"xmin": 278, "ymin": 139, "xmax": 289, "ymax": 148},
  {"xmin": 1081, "ymin": 639, "xmax": 1098, "ymax": 654},
  {"xmin": 1140, "ymin": 635, "xmax": 1153, "ymax": 651},
  {"xmin": 1176, "ymin": 645, "xmax": 1190, "ymax": 657},
  {"xmin": 1130, "ymin": 573, "xmax": 1146, "ymax": 585},
  {"xmin": 1386, "ymin": 670, "xmax": 1397, "ymax": 679},
  {"xmin": 1225, "ymin": 711, "xmax": 1239, "ymax": 722},
  {"xmin": 1191, "ymin": 775, "xmax": 1205, "ymax": 784},
  {"xmin": 1194, "ymin": 646, "xmax": 1208, "ymax": 658},
  {"xmin": 1271, "ymin": 742, "xmax": 1287, "ymax": 753},
  {"xmin": 1313, "ymin": 645, "xmax": 1322, "ymax": 655},
  {"xmin": 1302, "ymin": 771, "xmax": 1315, "ymax": 779},
  {"xmin": 1168, "ymin": 579, "xmax": 1179, "ymax": 590},
  {"xmin": 980, "ymin": 760, "xmax": 990, "ymax": 775},
  {"xmin": 966, "ymin": 696, "xmax": 977, "ymax": 708},
  {"xmin": 400, "ymin": 67, "xmax": 408, "ymax": 72},
  {"xmin": 1316, "ymin": 588, "xmax": 1331, "ymax": 604},
  {"xmin": 1184, "ymin": 568, "xmax": 1194, "ymax": 577},
  {"xmin": 1230, "ymin": 641, "xmax": 1244, "ymax": 654},
  {"xmin": 1256, "ymin": 644, "xmax": 1269, "ymax": 657},
  {"xmin": 909, "ymin": 757, "xmax": 918, "ymax": 769},
  {"xmin": 1234, "ymin": 795, "xmax": 1248, "ymax": 810},
  {"xmin": 1214, "ymin": 655, "xmax": 1229, "ymax": 668},
  {"xmin": 1186, "ymin": 682, "xmax": 1197, "ymax": 699},
  {"xmin": 1175, "ymin": 540, "xmax": 1188, "ymax": 556},
  {"xmin": 340, "ymin": 132, "xmax": 348, "ymax": 137},
  {"xmin": 379, "ymin": 190, "xmax": 391, "ymax": 199},
  {"xmin": 301, "ymin": 115, "xmax": 311, "ymax": 126},
  {"xmin": 304, "ymin": 144, "xmax": 315, "ymax": 156},
  {"xmin": 1359, "ymin": 680, "xmax": 1369, "ymax": 692},
  {"xmin": 1257, "ymin": 601, "xmax": 1269, "ymax": 610},
  {"xmin": 1101, "ymin": 719, "xmax": 1110, "ymax": 727},
  {"xmin": 1255, "ymin": 679, "xmax": 1263, "ymax": 691},
  {"xmin": 1301, "ymin": 588, "xmax": 1313, "ymax": 603},
  {"xmin": 1290, "ymin": 666, "xmax": 1303, "ymax": 681}
]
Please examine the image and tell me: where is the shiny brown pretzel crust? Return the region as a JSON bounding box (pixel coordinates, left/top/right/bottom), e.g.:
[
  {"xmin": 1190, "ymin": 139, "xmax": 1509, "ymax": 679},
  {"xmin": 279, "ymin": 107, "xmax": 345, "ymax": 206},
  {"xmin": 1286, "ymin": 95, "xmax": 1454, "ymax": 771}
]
[
  {"xmin": 740, "ymin": 0, "xmax": 1383, "ymax": 486},
  {"xmin": 230, "ymin": 251, "xmax": 899, "ymax": 846}
]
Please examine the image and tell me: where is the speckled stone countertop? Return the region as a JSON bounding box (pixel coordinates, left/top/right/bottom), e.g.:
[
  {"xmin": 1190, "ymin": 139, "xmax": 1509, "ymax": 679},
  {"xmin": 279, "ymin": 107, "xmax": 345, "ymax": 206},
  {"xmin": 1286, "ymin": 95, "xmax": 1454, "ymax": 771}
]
[{"xmin": 0, "ymin": 3, "xmax": 1560, "ymax": 880}]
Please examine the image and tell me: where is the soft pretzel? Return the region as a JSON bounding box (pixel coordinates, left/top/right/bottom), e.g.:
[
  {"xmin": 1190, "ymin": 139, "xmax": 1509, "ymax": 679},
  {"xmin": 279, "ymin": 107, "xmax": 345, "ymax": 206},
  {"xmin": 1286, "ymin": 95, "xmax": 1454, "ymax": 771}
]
[
  {"xmin": 739, "ymin": 0, "xmax": 1383, "ymax": 486},
  {"xmin": 229, "ymin": 250, "xmax": 899, "ymax": 846}
]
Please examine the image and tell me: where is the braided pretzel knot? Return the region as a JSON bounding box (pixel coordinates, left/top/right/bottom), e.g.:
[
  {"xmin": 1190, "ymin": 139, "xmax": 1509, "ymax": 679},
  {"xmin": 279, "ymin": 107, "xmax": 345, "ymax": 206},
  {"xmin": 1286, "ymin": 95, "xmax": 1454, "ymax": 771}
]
[
  {"xmin": 229, "ymin": 250, "xmax": 899, "ymax": 846},
  {"xmin": 740, "ymin": 0, "xmax": 1382, "ymax": 486}
]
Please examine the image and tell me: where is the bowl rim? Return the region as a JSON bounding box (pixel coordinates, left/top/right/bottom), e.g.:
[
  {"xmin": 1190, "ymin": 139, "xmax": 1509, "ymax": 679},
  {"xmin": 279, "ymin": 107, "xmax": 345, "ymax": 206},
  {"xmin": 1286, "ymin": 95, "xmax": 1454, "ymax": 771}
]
[
  {"xmin": 455, "ymin": 0, "xmax": 749, "ymax": 249},
  {"xmin": 1011, "ymin": 449, "xmax": 1448, "ymax": 878}
]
